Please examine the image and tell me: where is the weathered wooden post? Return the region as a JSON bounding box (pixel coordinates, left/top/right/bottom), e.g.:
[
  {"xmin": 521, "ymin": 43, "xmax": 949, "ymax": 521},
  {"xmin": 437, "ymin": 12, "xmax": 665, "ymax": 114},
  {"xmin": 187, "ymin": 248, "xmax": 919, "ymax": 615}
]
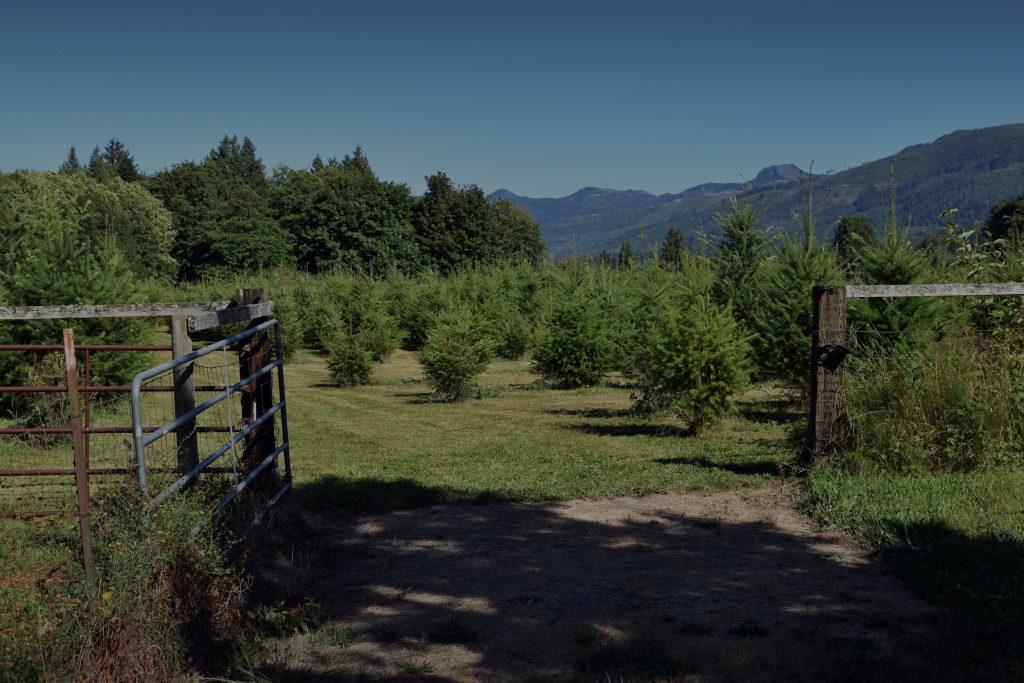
[
  {"xmin": 63, "ymin": 329, "xmax": 96, "ymax": 589},
  {"xmin": 235, "ymin": 289, "xmax": 277, "ymax": 492},
  {"xmin": 170, "ymin": 315, "xmax": 199, "ymax": 475},
  {"xmin": 806, "ymin": 285, "xmax": 848, "ymax": 465}
]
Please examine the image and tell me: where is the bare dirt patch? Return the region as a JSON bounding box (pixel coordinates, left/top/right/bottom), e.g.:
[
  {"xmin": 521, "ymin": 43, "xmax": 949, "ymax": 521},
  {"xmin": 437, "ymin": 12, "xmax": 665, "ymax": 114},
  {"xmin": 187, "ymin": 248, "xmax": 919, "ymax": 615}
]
[{"xmin": 254, "ymin": 484, "xmax": 947, "ymax": 682}]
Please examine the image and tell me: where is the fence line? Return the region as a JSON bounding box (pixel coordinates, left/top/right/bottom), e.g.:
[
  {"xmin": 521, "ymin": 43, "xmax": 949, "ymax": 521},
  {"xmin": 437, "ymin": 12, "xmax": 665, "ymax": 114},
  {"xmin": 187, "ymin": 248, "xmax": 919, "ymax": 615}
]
[{"xmin": 806, "ymin": 282, "xmax": 1024, "ymax": 463}]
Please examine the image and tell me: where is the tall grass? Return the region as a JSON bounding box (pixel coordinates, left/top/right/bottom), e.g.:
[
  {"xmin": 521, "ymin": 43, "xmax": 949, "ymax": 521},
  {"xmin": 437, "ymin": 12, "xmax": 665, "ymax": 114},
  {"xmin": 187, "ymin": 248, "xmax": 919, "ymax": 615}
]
[{"xmin": 842, "ymin": 331, "xmax": 1024, "ymax": 473}]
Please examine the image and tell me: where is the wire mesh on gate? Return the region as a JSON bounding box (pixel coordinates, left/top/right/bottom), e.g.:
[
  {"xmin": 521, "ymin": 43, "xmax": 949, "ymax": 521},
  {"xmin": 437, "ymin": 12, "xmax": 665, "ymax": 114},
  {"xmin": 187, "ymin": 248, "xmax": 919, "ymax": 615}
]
[{"xmin": 131, "ymin": 319, "xmax": 291, "ymax": 538}]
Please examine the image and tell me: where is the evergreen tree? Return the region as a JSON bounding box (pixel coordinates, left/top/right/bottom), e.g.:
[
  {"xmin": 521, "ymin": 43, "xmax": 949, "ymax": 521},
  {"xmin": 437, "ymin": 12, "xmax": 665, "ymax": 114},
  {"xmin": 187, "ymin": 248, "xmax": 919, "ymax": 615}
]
[
  {"xmin": 617, "ymin": 240, "xmax": 636, "ymax": 269},
  {"xmin": 102, "ymin": 138, "xmax": 140, "ymax": 181},
  {"xmin": 848, "ymin": 225, "xmax": 942, "ymax": 335},
  {"xmin": 59, "ymin": 147, "xmax": 80, "ymax": 174},
  {"xmin": 87, "ymin": 146, "xmax": 114, "ymax": 182},
  {"xmin": 832, "ymin": 215, "xmax": 878, "ymax": 267},
  {"xmin": 984, "ymin": 195, "xmax": 1024, "ymax": 243},
  {"xmin": 713, "ymin": 196, "xmax": 769, "ymax": 329},
  {"xmin": 148, "ymin": 136, "xmax": 292, "ymax": 280},
  {"xmin": 635, "ymin": 296, "xmax": 751, "ymax": 433},
  {"xmin": 660, "ymin": 228, "xmax": 685, "ymax": 270},
  {"xmin": 752, "ymin": 226, "xmax": 843, "ymax": 390},
  {"xmin": 341, "ymin": 146, "xmax": 372, "ymax": 175}
]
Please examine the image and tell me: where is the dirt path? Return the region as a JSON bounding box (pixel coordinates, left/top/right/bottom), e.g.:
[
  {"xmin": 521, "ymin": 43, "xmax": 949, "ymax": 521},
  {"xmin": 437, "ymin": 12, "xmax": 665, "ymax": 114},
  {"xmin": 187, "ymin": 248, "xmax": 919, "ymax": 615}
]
[{"xmin": 254, "ymin": 484, "xmax": 947, "ymax": 682}]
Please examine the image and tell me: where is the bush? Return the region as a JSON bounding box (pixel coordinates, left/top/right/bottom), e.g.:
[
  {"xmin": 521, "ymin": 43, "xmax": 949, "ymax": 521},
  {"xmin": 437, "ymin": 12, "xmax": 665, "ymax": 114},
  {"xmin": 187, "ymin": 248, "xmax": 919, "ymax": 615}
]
[
  {"xmin": 491, "ymin": 308, "xmax": 532, "ymax": 360},
  {"xmin": 842, "ymin": 331, "xmax": 1024, "ymax": 473},
  {"xmin": 531, "ymin": 297, "xmax": 614, "ymax": 388},
  {"xmin": 635, "ymin": 297, "xmax": 751, "ymax": 434},
  {"xmin": 0, "ymin": 483, "xmax": 245, "ymax": 680},
  {"xmin": 326, "ymin": 332, "xmax": 373, "ymax": 386},
  {"xmin": 356, "ymin": 306, "xmax": 401, "ymax": 361},
  {"xmin": 419, "ymin": 310, "xmax": 493, "ymax": 401}
]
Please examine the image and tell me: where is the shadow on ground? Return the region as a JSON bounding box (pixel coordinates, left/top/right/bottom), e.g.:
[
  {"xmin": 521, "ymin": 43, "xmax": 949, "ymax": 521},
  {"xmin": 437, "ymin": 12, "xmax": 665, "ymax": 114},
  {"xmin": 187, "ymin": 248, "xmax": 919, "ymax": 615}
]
[
  {"xmin": 654, "ymin": 455, "xmax": 782, "ymax": 476},
  {"xmin": 244, "ymin": 477, "xmax": 1023, "ymax": 682}
]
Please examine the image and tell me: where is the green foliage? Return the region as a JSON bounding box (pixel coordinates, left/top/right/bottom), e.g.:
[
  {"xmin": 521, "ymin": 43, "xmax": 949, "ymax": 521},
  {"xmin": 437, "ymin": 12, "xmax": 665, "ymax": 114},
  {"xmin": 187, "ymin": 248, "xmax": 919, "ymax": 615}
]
[
  {"xmin": 490, "ymin": 307, "xmax": 533, "ymax": 360},
  {"xmin": 0, "ymin": 171, "xmax": 176, "ymax": 279},
  {"xmin": 831, "ymin": 215, "xmax": 877, "ymax": 266},
  {"xmin": 617, "ymin": 240, "xmax": 636, "ymax": 270},
  {"xmin": 59, "ymin": 146, "xmax": 80, "ymax": 174},
  {"xmin": 326, "ymin": 332, "xmax": 374, "ymax": 386},
  {"xmin": 414, "ymin": 173, "xmax": 497, "ymax": 274},
  {"xmin": 273, "ymin": 151, "xmax": 421, "ymax": 274},
  {"xmin": 100, "ymin": 138, "xmax": 140, "ymax": 182},
  {"xmin": 1, "ymin": 484, "xmax": 245, "ymax": 680},
  {"xmin": 419, "ymin": 309, "xmax": 493, "ymax": 401},
  {"xmin": 635, "ymin": 296, "xmax": 750, "ymax": 433},
  {"xmin": 491, "ymin": 198, "xmax": 545, "ymax": 264},
  {"xmin": 0, "ymin": 215, "xmax": 153, "ymax": 416},
  {"xmin": 752, "ymin": 229, "xmax": 843, "ymax": 389},
  {"xmin": 146, "ymin": 137, "xmax": 292, "ymax": 280},
  {"xmin": 660, "ymin": 228, "xmax": 685, "ymax": 270},
  {"xmin": 984, "ymin": 194, "xmax": 1024, "ymax": 243},
  {"xmin": 532, "ymin": 296, "xmax": 613, "ymax": 388},
  {"xmin": 848, "ymin": 224, "xmax": 944, "ymax": 334},
  {"xmin": 355, "ymin": 306, "xmax": 401, "ymax": 362},
  {"xmin": 713, "ymin": 195, "xmax": 769, "ymax": 329},
  {"xmin": 842, "ymin": 332, "xmax": 1024, "ymax": 473}
]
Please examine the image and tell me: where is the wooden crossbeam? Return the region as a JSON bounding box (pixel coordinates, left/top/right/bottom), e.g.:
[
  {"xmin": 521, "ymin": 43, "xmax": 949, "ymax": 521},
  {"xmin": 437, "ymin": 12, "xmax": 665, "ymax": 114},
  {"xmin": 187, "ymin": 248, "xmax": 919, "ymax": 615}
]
[
  {"xmin": 0, "ymin": 302, "xmax": 230, "ymax": 321},
  {"xmin": 187, "ymin": 302, "xmax": 275, "ymax": 332},
  {"xmin": 846, "ymin": 283, "xmax": 1024, "ymax": 299}
]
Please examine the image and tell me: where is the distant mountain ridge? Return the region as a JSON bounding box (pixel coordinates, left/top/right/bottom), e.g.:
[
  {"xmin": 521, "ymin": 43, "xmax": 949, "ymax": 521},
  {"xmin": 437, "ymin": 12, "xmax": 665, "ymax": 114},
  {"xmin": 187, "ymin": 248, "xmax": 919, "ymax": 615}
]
[{"xmin": 491, "ymin": 124, "xmax": 1024, "ymax": 257}]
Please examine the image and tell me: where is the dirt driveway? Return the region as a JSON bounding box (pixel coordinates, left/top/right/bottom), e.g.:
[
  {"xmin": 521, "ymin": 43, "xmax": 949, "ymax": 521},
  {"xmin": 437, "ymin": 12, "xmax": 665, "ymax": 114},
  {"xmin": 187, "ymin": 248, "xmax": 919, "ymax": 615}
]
[{"xmin": 254, "ymin": 484, "xmax": 948, "ymax": 682}]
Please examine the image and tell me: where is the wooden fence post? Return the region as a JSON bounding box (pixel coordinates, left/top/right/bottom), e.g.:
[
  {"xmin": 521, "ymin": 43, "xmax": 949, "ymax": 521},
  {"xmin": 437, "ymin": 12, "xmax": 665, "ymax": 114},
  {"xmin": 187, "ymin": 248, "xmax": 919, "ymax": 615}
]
[
  {"xmin": 806, "ymin": 285, "xmax": 848, "ymax": 465},
  {"xmin": 235, "ymin": 289, "xmax": 277, "ymax": 492},
  {"xmin": 63, "ymin": 329, "xmax": 96, "ymax": 589},
  {"xmin": 170, "ymin": 315, "xmax": 199, "ymax": 475}
]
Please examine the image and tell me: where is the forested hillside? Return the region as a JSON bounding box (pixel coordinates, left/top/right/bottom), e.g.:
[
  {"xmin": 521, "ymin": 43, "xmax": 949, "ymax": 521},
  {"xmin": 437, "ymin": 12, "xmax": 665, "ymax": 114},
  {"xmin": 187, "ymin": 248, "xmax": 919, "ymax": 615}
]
[{"xmin": 496, "ymin": 124, "xmax": 1024, "ymax": 256}]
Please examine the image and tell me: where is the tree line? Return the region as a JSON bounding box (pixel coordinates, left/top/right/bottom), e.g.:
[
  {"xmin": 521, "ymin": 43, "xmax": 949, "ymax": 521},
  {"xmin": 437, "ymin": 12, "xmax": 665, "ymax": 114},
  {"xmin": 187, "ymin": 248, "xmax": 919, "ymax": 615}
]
[{"xmin": 41, "ymin": 136, "xmax": 544, "ymax": 281}]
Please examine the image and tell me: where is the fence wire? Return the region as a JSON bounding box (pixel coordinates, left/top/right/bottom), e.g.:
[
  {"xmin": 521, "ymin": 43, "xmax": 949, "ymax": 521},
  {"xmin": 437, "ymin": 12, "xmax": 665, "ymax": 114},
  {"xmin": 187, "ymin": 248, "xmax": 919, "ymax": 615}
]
[{"xmin": 0, "ymin": 338, "xmax": 283, "ymax": 519}]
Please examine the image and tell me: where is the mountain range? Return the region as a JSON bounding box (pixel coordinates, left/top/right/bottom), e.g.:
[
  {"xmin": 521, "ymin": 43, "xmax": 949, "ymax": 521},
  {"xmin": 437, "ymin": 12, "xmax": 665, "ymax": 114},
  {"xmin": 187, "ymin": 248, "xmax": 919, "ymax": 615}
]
[{"xmin": 491, "ymin": 124, "xmax": 1024, "ymax": 257}]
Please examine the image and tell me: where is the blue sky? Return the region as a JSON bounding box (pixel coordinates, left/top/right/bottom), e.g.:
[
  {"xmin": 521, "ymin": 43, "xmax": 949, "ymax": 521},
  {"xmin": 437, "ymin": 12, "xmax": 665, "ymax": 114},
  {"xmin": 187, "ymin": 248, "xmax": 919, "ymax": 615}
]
[{"xmin": 2, "ymin": 0, "xmax": 1022, "ymax": 197}]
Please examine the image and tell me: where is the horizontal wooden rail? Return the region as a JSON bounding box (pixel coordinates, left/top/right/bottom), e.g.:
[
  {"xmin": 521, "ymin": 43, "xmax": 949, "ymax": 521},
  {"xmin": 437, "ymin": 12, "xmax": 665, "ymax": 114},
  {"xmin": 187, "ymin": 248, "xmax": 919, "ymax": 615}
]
[
  {"xmin": 0, "ymin": 302, "xmax": 230, "ymax": 321},
  {"xmin": 188, "ymin": 302, "xmax": 274, "ymax": 332},
  {"xmin": 846, "ymin": 283, "xmax": 1024, "ymax": 299}
]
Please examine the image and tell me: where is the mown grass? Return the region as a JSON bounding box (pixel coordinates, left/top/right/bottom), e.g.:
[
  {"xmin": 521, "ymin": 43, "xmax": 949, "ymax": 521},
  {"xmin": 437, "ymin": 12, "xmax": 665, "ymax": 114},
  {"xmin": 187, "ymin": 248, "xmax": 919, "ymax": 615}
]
[
  {"xmin": 806, "ymin": 465, "xmax": 1024, "ymax": 672},
  {"xmin": 284, "ymin": 349, "xmax": 797, "ymax": 514}
]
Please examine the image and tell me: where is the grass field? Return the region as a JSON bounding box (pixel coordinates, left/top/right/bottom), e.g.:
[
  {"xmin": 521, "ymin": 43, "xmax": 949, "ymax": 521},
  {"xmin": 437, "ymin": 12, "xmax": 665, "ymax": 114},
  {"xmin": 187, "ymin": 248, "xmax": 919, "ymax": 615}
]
[{"xmin": 284, "ymin": 349, "xmax": 797, "ymax": 514}]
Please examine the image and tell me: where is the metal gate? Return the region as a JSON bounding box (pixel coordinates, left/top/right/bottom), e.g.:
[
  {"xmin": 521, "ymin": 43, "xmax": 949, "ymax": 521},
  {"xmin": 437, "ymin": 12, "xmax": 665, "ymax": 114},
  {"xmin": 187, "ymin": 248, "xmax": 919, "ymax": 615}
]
[{"xmin": 130, "ymin": 318, "xmax": 291, "ymax": 537}]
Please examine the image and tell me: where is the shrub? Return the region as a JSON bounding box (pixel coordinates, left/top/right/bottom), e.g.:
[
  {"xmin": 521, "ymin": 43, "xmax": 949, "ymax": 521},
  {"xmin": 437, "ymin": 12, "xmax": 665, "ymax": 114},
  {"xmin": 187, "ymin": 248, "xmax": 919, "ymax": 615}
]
[
  {"xmin": 419, "ymin": 310, "xmax": 493, "ymax": 401},
  {"xmin": 635, "ymin": 297, "xmax": 751, "ymax": 434},
  {"xmin": 326, "ymin": 332, "xmax": 373, "ymax": 386},
  {"xmin": 356, "ymin": 306, "xmax": 401, "ymax": 361},
  {"xmin": 531, "ymin": 297, "xmax": 614, "ymax": 388},
  {"xmin": 0, "ymin": 483, "xmax": 245, "ymax": 681},
  {"xmin": 491, "ymin": 308, "xmax": 532, "ymax": 360}
]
